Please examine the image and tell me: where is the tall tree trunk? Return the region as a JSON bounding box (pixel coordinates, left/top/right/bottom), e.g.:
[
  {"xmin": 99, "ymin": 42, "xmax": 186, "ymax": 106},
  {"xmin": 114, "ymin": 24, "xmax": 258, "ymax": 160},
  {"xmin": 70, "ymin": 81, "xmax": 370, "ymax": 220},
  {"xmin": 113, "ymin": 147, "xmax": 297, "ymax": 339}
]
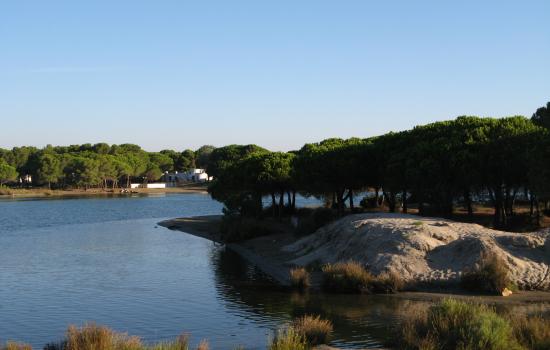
[
  {"xmin": 287, "ymin": 191, "xmax": 292, "ymax": 211},
  {"xmin": 271, "ymin": 192, "xmax": 277, "ymax": 218},
  {"xmin": 492, "ymin": 187, "xmax": 506, "ymax": 228},
  {"xmin": 374, "ymin": 187, "xmax": 380, "ymax": 207},
  {"xmin": 337, "ymin": 189, "xmax": 345, "ymax": 216},
  {"xmin": 464, "ymin": 190, "xmax": 473, "ymax": 221},
  {"xmin": 253, "ymin": 192, "xmax": 263, "ymax": 218},
  {"xmin": 417, "ymin": 191, "xmax": 425, "ymax": 216},
  {"xmin": 292, "ymin": 190, "xmax": 296, "ymax": 211},
  {"xmin": 349, "ymin": 189, "xmax": 354, "ymax": 212},
  {"xmin": 278, "ymin": 191, "xmax": 284, "ymax": 219},
  {"xmin": 384, "ymin": 190, "xmax": 396, "ymax": 213},
  {"xmin": 402, "ymin": 189, "xmax": 407, "ymax": 213}
]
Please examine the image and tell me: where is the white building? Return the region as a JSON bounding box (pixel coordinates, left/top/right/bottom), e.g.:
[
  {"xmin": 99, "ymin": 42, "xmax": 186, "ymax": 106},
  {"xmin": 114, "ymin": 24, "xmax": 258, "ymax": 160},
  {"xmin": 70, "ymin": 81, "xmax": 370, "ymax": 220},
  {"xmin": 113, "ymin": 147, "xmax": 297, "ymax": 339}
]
[
  {"xmin": 163, "ymin": 168, "xmax": 212, "ymax": 185},
  {"xmin": 19, "ymin": 174, "xmax": 32, "ymax": 184},
  {"xmin": 130, "ymin": 183, "xmax": 167, "ymax": 189}
]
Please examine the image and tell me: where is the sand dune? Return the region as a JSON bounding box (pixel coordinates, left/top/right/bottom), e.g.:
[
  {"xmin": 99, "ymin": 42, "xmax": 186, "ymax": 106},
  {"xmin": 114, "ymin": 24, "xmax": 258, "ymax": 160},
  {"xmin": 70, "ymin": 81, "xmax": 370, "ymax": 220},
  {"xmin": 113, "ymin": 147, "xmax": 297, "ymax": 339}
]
[{"xmin": 284, "ymin": 213, "xmax": 550, "ymax": 290}]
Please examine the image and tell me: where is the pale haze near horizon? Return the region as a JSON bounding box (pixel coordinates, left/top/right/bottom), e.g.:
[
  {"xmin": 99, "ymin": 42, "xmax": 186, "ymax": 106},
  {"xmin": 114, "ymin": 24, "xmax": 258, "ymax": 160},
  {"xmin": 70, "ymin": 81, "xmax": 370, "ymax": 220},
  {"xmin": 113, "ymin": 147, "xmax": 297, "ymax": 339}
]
[{"xmin": 1, "ymin": 1, "xmax": 549, "ymax": 152}]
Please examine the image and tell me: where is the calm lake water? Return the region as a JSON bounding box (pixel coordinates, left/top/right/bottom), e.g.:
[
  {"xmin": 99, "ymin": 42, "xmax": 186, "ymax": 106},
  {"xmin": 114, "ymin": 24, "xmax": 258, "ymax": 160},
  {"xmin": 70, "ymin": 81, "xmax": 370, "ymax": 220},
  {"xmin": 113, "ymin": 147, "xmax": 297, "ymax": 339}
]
[{"xmin": 1, "ymin": 194, "xmax": 547, "ymax": 349}]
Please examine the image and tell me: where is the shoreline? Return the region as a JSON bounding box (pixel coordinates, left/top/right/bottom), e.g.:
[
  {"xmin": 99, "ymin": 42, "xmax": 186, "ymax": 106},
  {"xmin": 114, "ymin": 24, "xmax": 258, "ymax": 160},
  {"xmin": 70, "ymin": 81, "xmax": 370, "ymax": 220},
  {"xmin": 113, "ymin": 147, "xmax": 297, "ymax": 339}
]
[
  {"xmin": 0, "ymin": 185, "xmax": 208, "ymax": 199},
  {"xmin": 158, "ymin": 215, "xmax": 293, "ymax": 286},
  {"xmin": 159, "ymin": 215, "xmax": 550, "ymax": 303}
]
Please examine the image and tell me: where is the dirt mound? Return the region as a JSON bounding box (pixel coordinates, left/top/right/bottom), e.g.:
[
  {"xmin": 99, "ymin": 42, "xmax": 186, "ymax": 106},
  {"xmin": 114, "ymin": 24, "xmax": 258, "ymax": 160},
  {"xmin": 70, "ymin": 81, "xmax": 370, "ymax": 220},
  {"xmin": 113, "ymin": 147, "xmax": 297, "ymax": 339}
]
[{"xmin": 283, "ymin": 213, "xmax": 550, "ymax": 289}]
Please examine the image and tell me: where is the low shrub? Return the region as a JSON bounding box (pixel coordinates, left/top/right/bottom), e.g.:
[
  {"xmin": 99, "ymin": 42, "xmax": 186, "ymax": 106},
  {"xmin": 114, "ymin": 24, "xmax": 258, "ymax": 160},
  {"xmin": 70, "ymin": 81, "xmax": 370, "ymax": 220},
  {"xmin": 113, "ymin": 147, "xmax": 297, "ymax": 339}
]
[
  {"xmin": 268, "ymin": 327, "xmax": 307, "ymax": 350},
  {"xmin": 1, "ymin": 342, "xmax": 32, "ymax": 350},
  {"xmin": 369, "ymin": 271, "xmax": 404, "ymax": 293},
  {"xmin": 194, "ymin": 340, "xmax": 208, "ymax": 350},
  {"xmin": 292, "ymin": 315, "xmax": 333, "ymax": 346},
  {"xmin": 149, "ymin": 334, "xmax": 190, "ymax": 350},
  {"xmin": 65, "ymin": 324, "xmax": 142, "ymax": 350},
  {"xmin": 322, "ymin": 261, "xmax": 404, "ymax": 294},
  {"xmin": 322, "ymin": 261, "xmax": 373, "ymax": 293},
  {"xmin": 514, "ymin": 314, "xmax": 550, "ymax": 350},
  {"xmin": 289, "ymin": 267, "xmax": 310, "ymax": 290},
  {"xmin": 396, "ymin": 299, "xmax": 523, "ymax": 350},
  {"xmin": 46, "ymin": 325, "xmax": 213, "ymax": 350},
  {"xmin": 461, "ymin": 252, "xmax": 511, "ymax": 294}
]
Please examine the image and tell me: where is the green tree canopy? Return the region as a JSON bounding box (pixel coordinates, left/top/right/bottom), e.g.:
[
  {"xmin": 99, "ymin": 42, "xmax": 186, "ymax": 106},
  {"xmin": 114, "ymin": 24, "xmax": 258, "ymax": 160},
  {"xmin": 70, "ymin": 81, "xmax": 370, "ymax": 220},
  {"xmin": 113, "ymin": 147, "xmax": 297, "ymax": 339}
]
[
  {"xmin": 195, "ymin": 145, "xmax": 216, "ymax": 169},
  {"xmin": 36, "ymin": 153, "xmax": 62, "ymax": 189},
  {"xmin": 532, "ymin": 101, "xmax": 550, "ymax": 129},
  {"xmin": 0, "ymin": 159, "xmax": 18, "ymax": 185}
]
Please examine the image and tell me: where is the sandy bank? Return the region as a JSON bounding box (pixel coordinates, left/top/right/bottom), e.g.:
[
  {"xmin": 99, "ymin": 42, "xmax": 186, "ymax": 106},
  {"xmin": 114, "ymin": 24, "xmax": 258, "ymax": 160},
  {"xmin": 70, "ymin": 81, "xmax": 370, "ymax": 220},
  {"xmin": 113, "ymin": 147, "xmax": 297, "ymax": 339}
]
[
  {"xmin": 159, "ymin": 215, "xmax": 224, "ymax": 243},
  {"xmin": 158, "ymin": 215, "xmax": 294, "ymax": 286},
  {"xmin": 285, "ymin": 213, "xmax": 550, "ymax": 290},
  {"xmin": 160, "ymin": 214, "xmax": 550, "ymax": 302},
  {"xmin": 0, "ymin": 185, "xmax": 208, "ymax": 199}
]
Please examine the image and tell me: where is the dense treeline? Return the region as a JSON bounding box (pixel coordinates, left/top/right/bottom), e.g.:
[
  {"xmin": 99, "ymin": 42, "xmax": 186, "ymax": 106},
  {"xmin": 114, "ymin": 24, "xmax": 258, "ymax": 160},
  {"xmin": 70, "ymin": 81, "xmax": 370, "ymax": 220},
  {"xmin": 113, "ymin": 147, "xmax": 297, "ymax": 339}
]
[
  {"xmin": 0, "ymin": 143, "xmax": 215, "ymax": 189},
  {"xmin": 2, "ymin": 102, "xmax": 549, "ymax": 229},
  {"xmin": 208, "ymin": 102, "xmax": 550, "ymax": 228}
]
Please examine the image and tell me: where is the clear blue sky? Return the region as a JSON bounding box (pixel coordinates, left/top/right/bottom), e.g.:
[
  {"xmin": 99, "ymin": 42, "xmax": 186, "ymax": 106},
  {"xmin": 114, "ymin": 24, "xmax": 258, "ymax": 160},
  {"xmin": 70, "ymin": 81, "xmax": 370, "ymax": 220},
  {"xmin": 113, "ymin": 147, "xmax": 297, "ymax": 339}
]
[{"xmin": 1, "ymin": 1, "xmax": 549, "ymax": 152}]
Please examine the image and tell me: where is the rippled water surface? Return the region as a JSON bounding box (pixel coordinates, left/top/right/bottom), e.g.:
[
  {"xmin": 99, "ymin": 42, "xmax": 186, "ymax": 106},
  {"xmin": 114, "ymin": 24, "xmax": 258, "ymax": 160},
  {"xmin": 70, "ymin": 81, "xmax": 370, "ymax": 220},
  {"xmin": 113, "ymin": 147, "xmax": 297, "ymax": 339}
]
[{"xmin": 2, "ymin": 194, "xmax": 545, "ymax": 349}]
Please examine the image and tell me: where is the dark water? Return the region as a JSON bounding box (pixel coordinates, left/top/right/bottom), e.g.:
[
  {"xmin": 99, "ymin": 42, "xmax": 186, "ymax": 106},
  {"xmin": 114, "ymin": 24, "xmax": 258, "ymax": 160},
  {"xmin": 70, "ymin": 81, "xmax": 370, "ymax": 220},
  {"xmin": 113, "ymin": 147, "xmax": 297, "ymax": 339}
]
[{"xmin": 1, "ymin": 194, "xmax": 545, "ymax": 349}]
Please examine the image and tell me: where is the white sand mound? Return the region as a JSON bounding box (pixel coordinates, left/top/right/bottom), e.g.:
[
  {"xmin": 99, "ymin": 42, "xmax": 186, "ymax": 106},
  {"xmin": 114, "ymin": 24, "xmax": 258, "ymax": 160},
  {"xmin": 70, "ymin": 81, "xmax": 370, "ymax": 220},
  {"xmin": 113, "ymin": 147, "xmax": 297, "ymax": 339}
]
[{"xmin": 283, "ymin": 213, "xmax": 550, "ymax": 289}]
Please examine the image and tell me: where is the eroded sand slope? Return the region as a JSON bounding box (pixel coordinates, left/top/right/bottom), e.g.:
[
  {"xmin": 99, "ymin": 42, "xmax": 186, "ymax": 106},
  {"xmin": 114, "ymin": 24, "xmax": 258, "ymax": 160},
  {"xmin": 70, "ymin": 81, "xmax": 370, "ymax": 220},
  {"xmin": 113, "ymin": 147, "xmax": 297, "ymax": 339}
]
[{"xmin": 283, "ymin": 213, "xmax": 550, "ymax": 289}]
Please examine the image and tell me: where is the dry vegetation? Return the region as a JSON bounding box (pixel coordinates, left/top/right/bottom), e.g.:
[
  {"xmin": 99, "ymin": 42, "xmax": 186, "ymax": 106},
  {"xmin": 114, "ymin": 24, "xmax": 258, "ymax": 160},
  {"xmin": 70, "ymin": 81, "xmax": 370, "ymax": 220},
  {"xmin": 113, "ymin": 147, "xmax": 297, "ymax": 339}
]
[
  {"xmin": 14, "ymin": 324, "xmax": 208, "ymax": 350},
  {"xmin": 395, "ymin": 299, "xmax": 550, "ymax": 350},
  {"xmin": 321, "ymin": 260, "xmax": 403, "ymax": 294},
  {"xmin": 289, "ymin": 267, "xmax": 310, "ymax": 290},
  {"xmin": 268, "ymin": 315, "xmax": 333, "ymax": 349},
  {"xmin": 267, "ymin": 327, "xmax": 307, "ymax": 350},
  {"xmin": 513, "ymin": 315, "xmax": 550, "ymax": 350},
  {"xmin": 461, "ymin": 251, "xmax": 513, "ymax": 294},
  {"xmin": 1, "ymin": 343, "xmax": 32, "ymax": 350},
  {"xmin": 3, "ymin": 317, "xmax": 336, "ymax": 350},
  {"xmin": 292, "ymin": 315, "xmax": 333, "ymax": 346}
]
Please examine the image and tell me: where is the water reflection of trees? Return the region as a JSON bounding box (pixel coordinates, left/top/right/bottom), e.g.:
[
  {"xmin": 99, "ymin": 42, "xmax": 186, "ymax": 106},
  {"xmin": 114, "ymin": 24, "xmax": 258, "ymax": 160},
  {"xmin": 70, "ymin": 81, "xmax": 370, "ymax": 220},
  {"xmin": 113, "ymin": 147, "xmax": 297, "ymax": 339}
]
[{"xmin": 208, "ymin": 246, "xmax": 423, "ymax": 348}]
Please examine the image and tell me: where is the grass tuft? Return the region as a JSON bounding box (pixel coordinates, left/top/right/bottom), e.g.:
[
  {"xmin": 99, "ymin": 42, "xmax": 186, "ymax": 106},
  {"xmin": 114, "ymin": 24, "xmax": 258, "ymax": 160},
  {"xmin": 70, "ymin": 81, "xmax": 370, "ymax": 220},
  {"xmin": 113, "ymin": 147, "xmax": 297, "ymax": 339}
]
[
  {"xmin": 370, "ymin": 271, "xmax": 405, "ymax": 293},
  {"xmin": 289, "ymin": 267, "xmax": 310, "ymax": 290},
  {"xmin": 149, "ymin": 334, "xmax": 190, "ymax": 350},
  {"xmin": 292, "ymin": 315, "xmax": 333, "ymax": 346},
  {"xmin": 2, "ymin": 342, "xmax": 32, "ymax": 350},
  {"xmin": 65, "ymin": 324, "xmax": 142, "ymax": 350},
  {"xmin": 194, "ymin": 340, "xmax": 208, "ymax": 350},
  {"xmin": 461, "ymin": 252, "xmax": 511, "ymax": 294},
  {"xmin": 322, "ymin": 261, "xmax": 373, "ymax": 293},
  {"xmin": 322, "ymin": 261, "xmax": 403, "ymax": 294},
  {"xmin": 267, "ymin": 327, "xmax": 307, "ymax": 350}
]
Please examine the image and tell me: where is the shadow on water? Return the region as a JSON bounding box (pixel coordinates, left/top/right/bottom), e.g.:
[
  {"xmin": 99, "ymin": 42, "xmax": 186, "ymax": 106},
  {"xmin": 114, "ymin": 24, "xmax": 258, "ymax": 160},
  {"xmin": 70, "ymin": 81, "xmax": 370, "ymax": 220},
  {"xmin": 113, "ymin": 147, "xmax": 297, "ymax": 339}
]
[{"xmin": 209, "ymin": 247, "xmax": 408, "ymax": 349}]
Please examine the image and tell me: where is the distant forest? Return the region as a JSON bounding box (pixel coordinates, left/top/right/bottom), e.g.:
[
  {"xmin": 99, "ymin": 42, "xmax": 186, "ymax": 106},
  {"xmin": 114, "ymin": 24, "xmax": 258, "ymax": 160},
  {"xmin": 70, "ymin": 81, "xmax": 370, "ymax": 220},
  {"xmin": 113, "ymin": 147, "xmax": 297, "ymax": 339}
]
[
  {"xmin": 1, "ymin": 101, "xmax": 549, "ymax": 228},
  {"xmin": 0, "ymin": 143, "xmax": 216, "ymax": 188}
]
